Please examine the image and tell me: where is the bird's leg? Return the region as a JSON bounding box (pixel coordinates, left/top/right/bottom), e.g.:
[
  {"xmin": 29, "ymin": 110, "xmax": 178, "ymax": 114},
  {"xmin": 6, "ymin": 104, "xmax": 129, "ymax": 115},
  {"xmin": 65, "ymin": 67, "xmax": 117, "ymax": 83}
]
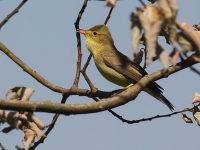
[
  {"xmin": 111, "ymin": 83, "xmax": 134, "ymax": 96},
  {"xmin": 124, "ymin": 83, "xmax": 134, "ymax": 89}
]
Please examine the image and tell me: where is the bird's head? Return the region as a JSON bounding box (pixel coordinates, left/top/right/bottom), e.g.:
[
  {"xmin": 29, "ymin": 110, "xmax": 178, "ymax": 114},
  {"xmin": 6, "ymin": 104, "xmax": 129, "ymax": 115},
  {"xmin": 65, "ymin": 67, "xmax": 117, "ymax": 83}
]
[{"xmin": 77, "ymin": 24, "xmax": 114, "ymax": 53}]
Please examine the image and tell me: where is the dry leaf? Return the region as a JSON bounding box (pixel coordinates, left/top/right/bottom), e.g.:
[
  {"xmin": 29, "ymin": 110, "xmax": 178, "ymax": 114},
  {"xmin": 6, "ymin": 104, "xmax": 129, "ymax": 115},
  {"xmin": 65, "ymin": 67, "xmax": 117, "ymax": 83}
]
[
  {"xmin": 3, "ymin": 111, "xmax": 19, "ymax": 130},
  {"xmin": 193, "ymin": 23, "xmax": 200, "ymax": 31},
  {"xmin": 130, "ymin": 12, "xmax": 142, "ymax": 55},
  {"xmin": 137, "ymin": 4, "xmax": 164, "ymax": 64},
  {"xmin": 6, "ymin": 86, "xmax": 34, "ymax": 101},
  {"xmin": 1, "ymin": 126, "xmax": 16, "ymax": 133},
  {"xmin": 22, "ymin": 128, "xmax": 36, "ymax": 150},
  {"xmin": 193, "ymin": 106, "xmax": 200, "ymax": 126},
  {"xmin": 15, "ymin": 145, "xmax": 24, "ymax": 150},
  {"xmin": 194, "ymin": 112, "xmax": 200, "ymax": 126},
  {"xmin": 159, "ymin": 25, "xmax": 170, "ymax": 44},
  {"xmin": 6, "ymin": 86, "xmax": 22, "ymax": 100},
  {"xmin": 133, "ymin": 50, "xmax": 143, "ymax": 65},
  {"xmin": 106, "ymin": 0, "xmax": 116, "ymax": 7},
  {"xmin": 0, "ymin": 110, "xmax": 4, "ymax": 119},
  {"xmin": 182, "ymin": 113, "xmax": 193, "ymax": 123},
  {"xmin": 28, "ymin": 122, "xmax": 47, "ymax": 139},
  {"xmin": 168, "ymin": 47, "xmax": 179, "ymax": 66},
  {"xmin": 176, "ymin": 32, "xmax": 197, "ymax": 54},
  {"xmin": 27, "ymin": 113, "xmax": 45, "ymax": 130},
  {"xmin": 156, "ymin": 42, "xmax": 169, "ymax": 68},
  {"xmin": 188, "ymin": 54, "xmax": 200, "ymax": 63},
  {"xmin": 158, "ymin": 0, "xmax": 178, "ymax": 49},
  {"xmin": 192, "ymin": 92, "xmax": 200, "ymax": 104},
  {"xmin": 176, "ymin": 20, "xmax": 200, "ymax": 53}
]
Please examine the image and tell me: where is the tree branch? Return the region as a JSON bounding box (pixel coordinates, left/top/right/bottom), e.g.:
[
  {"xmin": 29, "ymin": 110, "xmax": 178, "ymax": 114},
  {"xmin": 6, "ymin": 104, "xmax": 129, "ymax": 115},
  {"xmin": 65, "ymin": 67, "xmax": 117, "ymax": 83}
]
[
  {"xmin": 0, "ymin": 41, "xmax": 199, "ymax": 102},
  {"xmin": 0, "ymin": 143, "xmax": 6, "ymax": 150},
  {"xmin": 0, "ymin": 0, "xmax": 28, "ymax": 29},
  {"xmin": 0, "ymin": 41, "xmax": 112, "ymax": 98},
  {"xmin": 104, "ymin": 7, "xmax": 114, "ymax": 25},
  {"xmin": 30, "ymin": 94, "xmax": 69, "ymax": 150},
  {"xmin": 73, "ymin": 0, "xmax": 89, "ymax": 88},
  {"xmin": 80, "ymin": 6, "xmax": 114, "ymax": 91},
  {"xmin": 0, "ymin": 42, "xmax": 66, "ymax": 93},
  {"xmin": 0, "ymin": 55, "xmax": 198, "ymax": 114},
  {"xmin": 110, "ymin": 104, "xmax": 200, "ymax": 124}
]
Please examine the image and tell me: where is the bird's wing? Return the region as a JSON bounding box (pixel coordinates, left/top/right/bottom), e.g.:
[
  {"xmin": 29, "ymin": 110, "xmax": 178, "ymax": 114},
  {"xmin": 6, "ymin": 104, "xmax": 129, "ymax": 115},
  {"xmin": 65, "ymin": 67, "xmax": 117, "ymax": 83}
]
[
  {"xmin": 101, "ymin": 49, "xmax": 164, "ymax": 91},
  {"xmin": 100, "ymin": 50, "xmax": 147, "ymax": 84},
  {"xmin": 101, "ymin": 49, "xmax": 174, "ymax": 111}
]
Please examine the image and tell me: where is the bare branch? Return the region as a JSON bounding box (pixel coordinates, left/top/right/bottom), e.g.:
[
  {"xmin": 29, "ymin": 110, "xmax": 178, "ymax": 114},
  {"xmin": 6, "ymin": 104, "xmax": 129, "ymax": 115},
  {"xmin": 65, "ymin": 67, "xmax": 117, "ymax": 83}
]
[
  {"xmin": 0, "ymin": 42, "xmax": 66, "ymax": 93},
  {"xmin": 82, "ymin": 54, "xmax": 92, "ymax": 72},
  {"xmin": 0, "ymin": 55, "xmax": 198, "ymax": 114},
  {"xmin": 0, "ymin": 41, "xmax": 199, "ymax": 104},
  {"xmin": 73, "ymin": 0, "xmax": 89, "ymax": 88},
  {"xmin": 111, "ymin": 104, "xmax": 200, "ymax": 124},
  {"xmin": 104, "ymin": 7, "xmax": 114, "ymax": 25},
  {"xmin": 0, "ymin": 42, "xmax": 114, "ymax": 98},
  {"xmin": 179, "ymin": 53, "xmax": 200, "ymax": 75},
  {"xmin": 30, "ymin": 94, "xmax": 69, "ymax": 150},
  {"xmin": 0, "ymin": 143, "xmax": 7, "ymax": 150},
  {"xmin": 80, "ymin": 54, "xmax": 97, "ymax": 91},
  {"xmin": 81, "ymin": 69, "xmax": 97, "ymax": 92},
  {"xmin": 139, "ymin": 0, "xmax": 146, "ymax": 7},
  {"xmin": 80, "ymin": 6, "xmax": 114, "ymax": 91},
  {"xmin": 0, "ymin": 0, "xmax": 28, "ymax": 29}
]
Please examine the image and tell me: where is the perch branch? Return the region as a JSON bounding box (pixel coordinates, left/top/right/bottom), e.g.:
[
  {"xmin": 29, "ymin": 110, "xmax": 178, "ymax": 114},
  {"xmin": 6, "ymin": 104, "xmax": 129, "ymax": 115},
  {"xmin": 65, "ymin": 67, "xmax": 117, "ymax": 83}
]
[
  {"xmin": 0, "ymin": 0, "xmax": 28, "ymax": 29},
  {"xmin": 0, "ymin": 54, "xmax": 199, "ymax": 114},
  {"xmin": 73, "ymin": 0, "xmax": 89, "ymax": 88}
]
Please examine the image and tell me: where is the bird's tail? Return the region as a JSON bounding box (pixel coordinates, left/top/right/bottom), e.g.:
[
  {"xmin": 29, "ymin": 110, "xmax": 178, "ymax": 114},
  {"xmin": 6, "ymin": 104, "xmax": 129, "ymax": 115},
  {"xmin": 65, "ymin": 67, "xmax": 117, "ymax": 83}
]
[{"xmin": 144, "ymin": 87, "xmax": 174, "ymax": 111}]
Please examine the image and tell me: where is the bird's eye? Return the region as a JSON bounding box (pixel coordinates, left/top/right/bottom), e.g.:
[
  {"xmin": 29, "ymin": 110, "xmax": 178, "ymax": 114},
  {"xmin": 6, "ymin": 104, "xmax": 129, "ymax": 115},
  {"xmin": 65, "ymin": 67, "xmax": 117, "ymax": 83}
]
[{"xmin": 93, "ymin": 32, "xmax": 97, "ymax": 35}]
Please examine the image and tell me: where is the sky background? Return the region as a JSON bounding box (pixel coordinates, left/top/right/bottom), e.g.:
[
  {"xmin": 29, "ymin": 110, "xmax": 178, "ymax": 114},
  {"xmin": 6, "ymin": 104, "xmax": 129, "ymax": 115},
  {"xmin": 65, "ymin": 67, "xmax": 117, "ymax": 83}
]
[{"xmin": 0, "ymin": 0, "xmax": 200, "ymax": 150}]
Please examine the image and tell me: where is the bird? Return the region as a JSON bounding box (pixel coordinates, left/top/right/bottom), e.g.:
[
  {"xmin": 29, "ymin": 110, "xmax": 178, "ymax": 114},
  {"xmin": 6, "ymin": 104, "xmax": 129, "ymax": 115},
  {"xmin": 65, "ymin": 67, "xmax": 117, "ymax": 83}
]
[{"xmin": 77, "ymin": 24, "xmax": 174, "ymax": 111}]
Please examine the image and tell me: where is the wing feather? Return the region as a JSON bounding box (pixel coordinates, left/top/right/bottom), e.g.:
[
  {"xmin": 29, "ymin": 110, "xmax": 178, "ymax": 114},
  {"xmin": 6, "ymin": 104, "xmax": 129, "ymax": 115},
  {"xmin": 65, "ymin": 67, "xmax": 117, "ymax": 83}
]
[{"xmin": 100, "ymin": 49, "xmax": 164, "ymax": 91}]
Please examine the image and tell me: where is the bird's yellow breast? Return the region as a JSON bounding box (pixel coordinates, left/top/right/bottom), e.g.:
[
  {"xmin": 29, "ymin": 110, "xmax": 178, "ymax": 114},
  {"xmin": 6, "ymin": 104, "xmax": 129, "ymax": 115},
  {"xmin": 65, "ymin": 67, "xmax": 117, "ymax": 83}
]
[
  {"xmin": 85, "ymin": 36, "xmax": 132, "ymax": 87},
  {"xmin": 93, "ymin": 51, "xmax": 133, "ymax": 87}
]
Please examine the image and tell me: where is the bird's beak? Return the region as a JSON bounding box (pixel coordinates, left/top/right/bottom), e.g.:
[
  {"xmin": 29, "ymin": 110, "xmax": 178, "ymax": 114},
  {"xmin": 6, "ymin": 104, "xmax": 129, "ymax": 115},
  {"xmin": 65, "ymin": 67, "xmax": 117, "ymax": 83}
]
[{"xmin": 76, "ymin": 29, "xmax": 87, "ymax": 35}]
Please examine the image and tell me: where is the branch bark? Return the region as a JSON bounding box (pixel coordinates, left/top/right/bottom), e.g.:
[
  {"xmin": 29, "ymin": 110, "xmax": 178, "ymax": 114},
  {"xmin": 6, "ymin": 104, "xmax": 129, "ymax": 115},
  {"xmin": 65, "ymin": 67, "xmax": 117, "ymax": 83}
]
[
  {"xmin": 0, "ymin": 0, "xmax": 28, "ymax": 29},
  {"xmin": 0, "ymin": 55, "xmax": 198, "ymax": 114},
  {"xmin": 73, "ymin": 0, "xmax": 89, "ymax": 88}
]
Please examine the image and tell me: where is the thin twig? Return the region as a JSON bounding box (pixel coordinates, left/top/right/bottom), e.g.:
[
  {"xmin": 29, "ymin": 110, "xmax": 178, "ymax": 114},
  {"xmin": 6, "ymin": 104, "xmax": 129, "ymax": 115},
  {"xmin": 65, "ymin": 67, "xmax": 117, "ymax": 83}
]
[
  {"xmin": 73, "ymin": 0, "xmax": 89, "ymax": 88},
  {"xmin": 80, "ymin": 54, "xmax": 97, "ymax": 91},
  {"xmin": 139, "ymin": 0, "xmax": 146, "ymax": 7},
  {"xmin": 111, "ymin": 104, "xmax": 200, "ymax": 124},
  {"xmin": 80, "ymin": 7, "xmax": 114, "ymax": 91},
  {"xmin": 82, "ymin": 54, "xmax": 92, "ymax": 72},
  {"xmin": 81, "ymin": 69, "xmax": 97, "ymax": 92},
  {"xmin": 0, "ymin": 42, "xmax": 66, "ymax": 93},
  {"xmin": 104, "ymin": 7, "xmax": 114, "ymax": 25},
  {"xmin": 30, "ymin": 94, "xmax": 69, "ymax": 150},
  {"xmin": 190, "ymin": 66, "xmax": 200, "ymax": 75},
  {"xmin": 142, "ymin": 47, "xmax": 147, "ymax": 69},
  {"xmin": 0, "ymin": 0, "xmax": 28, "ymax": 29},
  {"xmin": 0, "ymin": 143, "xmax": 6, "ymax": 150},
  {"xmin": 92, "ymin": 96, "xmax": 199, "ymax": 124},
  {"xmin": 179, "ymin": 53, "xmax": 200, "ymax": 75}
]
